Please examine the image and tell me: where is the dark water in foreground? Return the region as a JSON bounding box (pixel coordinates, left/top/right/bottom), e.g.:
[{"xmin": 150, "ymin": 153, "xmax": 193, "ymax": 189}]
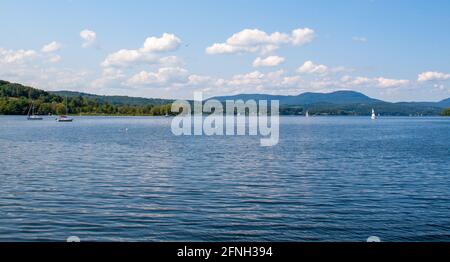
[{"xmin": 0, "ymin": 116, "xmax": 449, "ymax": 242}]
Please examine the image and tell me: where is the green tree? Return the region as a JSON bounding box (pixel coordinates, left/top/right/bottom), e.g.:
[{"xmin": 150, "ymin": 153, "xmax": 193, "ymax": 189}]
[
  {"xmin": 0, "ymin": 80, "xmax": 175, "ymax": 116},
  {"xmin": 441, "ymin": 108, "xmax": 450, "ymax": 116}
]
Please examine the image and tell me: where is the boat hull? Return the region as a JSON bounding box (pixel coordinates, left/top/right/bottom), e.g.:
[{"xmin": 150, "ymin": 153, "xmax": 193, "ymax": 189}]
[
  {"xmin": 27, "ymin": 116, "xmax": 43, "ymax": 120},
  {"xmin": 56, "ymin": 116, "xmax": 73, "ymax": 122}
]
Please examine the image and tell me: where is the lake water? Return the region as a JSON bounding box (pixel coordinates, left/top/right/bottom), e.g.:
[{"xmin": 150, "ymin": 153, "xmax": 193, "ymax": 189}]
[{"xmin": 0, "ymin": 116, "xmax": 449, "ymax": 242}]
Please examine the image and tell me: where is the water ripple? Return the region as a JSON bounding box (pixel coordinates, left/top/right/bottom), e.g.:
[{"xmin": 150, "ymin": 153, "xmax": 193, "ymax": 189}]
[{"xmin": 0, "ymin": 116, "xmax": 449, "ymax": 241}]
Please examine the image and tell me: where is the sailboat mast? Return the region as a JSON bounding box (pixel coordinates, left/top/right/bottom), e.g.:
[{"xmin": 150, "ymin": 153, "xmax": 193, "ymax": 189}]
[{"xmin": 27, "ymin": 103, "xmax": 32, "ymax": 117}]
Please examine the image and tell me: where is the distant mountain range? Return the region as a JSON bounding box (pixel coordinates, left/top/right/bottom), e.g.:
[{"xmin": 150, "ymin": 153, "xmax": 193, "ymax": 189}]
[
  {"xmin": 212, "ymin": 90, "xmax": 449, "ymax": 107},
  {"xmin": 211, "ymin": 91, "xmax": 450, "ymax": 116},
  {"xmin": 437, "ymin": 98, "xmax": 450, "ymax": 107},
  {"xmin": 1, "ymin": 79, "xmax": 449, "ymax": 116},
  {"xmin": 212, "ymin": 91, "xmax": 382, "ymax": 105},
  {"xmin": 53, "ymin": 89, "xmax": 450, "ymax": 110}
]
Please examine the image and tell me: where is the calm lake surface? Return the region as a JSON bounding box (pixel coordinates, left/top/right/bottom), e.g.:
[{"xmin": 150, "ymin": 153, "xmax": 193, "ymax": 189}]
[{"xmin": 0, "ymin": 116, "xmax": 449, "ymax": 241}]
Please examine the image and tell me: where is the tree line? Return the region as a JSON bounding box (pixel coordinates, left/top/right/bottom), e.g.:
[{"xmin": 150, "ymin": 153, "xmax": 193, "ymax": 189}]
[
  {"xmin": 0, "ymin": 80, "xmax": 173, "ymax": 116},
  {"xmin": 2, "ymin": 80, "xmax": 448, "ymax": 116},
  {"xmin": 441, "ymin": 108, "xmax": 450, "ymax": 116}
]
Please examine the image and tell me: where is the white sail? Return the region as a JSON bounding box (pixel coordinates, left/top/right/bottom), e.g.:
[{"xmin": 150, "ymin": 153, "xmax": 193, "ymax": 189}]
[
  {"xmin": 27, "ymin": 103, "xmax": 43, "ymax": 120},
  {"xmin": 371, "ymin": 108, "xmax": 376, "ymax": 120}
]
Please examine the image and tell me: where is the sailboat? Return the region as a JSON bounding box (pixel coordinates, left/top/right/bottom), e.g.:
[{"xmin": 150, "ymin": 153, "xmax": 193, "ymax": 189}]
[
  {"xmin": 56, "ymin": 96, "xmax": 73, "ymax": 122},
  {"xmin": 305, "ymin": 110, "xmax": 309, "ymax": 118},
  {"xmin": 371, "ymin": 108, "xmax": 377, "ymax": 120},
  {"xmin": 27, "ymin": 103, "xmax": 43, "ymax": 120}
]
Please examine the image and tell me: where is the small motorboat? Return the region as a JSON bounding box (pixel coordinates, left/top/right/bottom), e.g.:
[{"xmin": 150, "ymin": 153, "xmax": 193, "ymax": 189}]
[{"xmin": 56, "ymin": 115, "xmax": 73, "ymax": 122}]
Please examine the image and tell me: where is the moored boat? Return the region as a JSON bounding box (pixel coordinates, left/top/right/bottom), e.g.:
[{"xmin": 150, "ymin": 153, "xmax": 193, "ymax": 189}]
[
  {"xmin": 27, "ymin": 104, "xmax": 43, "ymax": 120},
  {"xmin": 56, "ymin": 115, "xmax": 73, "ymax": 122},
  {"xmin": 56, "ymin": 96, "xmax": 73, "ymax": 122}
]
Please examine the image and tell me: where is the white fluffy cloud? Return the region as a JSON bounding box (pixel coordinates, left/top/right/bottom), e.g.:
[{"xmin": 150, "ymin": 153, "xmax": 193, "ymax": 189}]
[
  {"xmin": 291, "ymin": 28, "xmax": 316, "ymax": 45},
  {"xmin": 101, "ymin": 49, "xmax": 153, "ymax": 67},
  {"xmin": 0, "ymin": 63, "xmax": 89, "ymax": 92},
  {"xmin": 227, "ymin": 70, "xmax": 266, "ymax": 86},
  {"xmin": 341, "ymin": 75, "xmax": 409, "ymax": 88},
  {"xmin": 80, "ymin": 29, "xmax": 97, "ymax": 48},
  {"xmin": 91, "ymin": 68, "xmax": 126, "ymax": 88},
  {"xmin": 121, "ymin": 69, "xmax": 306, "ymax": 96},
  {"xmin": 253, "ymin": 56, "xmax": 285, "ymax": 67},
  {"xmin": 6, "ymin": 28, "xmax": 447, "ymax": 100},
  {"xmin": 186, "ymin": 69, "xmax": 308, "ymax": 98},
  {"xmin": 48, "ymin": 55, "xmax": 61, "ymax": 63},
  {"xmin": 222, "ymin": 70, "xmax": 304, "ymax": 91},
  {"xmin": 41, "ymin": 41, "xmax": 62, "ymax": 53},
  {"xmin": 206, "ymin": 28, "xmax": 315, "ymax": 55},
  {"xmin": 187, "ymin": 74, "xmax": 214, "ymax": 86},
  {"xmin": 101, "ymin": 33, "xmax": 182, "ymax": 67},
  {"xmin": 340, "ymin": 75, "xmax": 372, "ymax": 86},
  {"xmin": 141, "ymin": 33, "xmax": 181, "ymax": 53},
  {"xmin": 376, "ymin": 77, "xmax": 410, "ymax": 88},
  {"xmin": 126, "ymin": 67, "xmax": 189, "ymax": 86},
  {"xmin": 297, "ymin": 61, "xmax": 352, "ymax": 75},
  {"xmin": 1, "ymin": 43, "xmax": 63, "ymax": 67},
  {"xmin": 101, "ymin": 52, "xmax": 180, "ymax": 68},
  {"xmin": 297, "ymin": 60, "xmax": 328, "ymax": 74},
  {"xmin": 0, "ymin": 48, "xmax": 37, "ymax": 64},
  {"xmin": 417, "ymin": 71, "xmax": 450, "ymax": 82}
]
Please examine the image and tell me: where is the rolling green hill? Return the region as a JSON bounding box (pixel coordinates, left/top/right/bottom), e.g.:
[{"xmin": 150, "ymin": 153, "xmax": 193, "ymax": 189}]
[
  {"xmin": 1, "ymin": 79, "xmax": 449, "ymax": 116},
  {"xmin": 51, "ymin": 91, "xmax": 173, "ymax": 106},
  {"xmin": 0, "ymin": 80, "xmax": 173, "ymax": 116}
]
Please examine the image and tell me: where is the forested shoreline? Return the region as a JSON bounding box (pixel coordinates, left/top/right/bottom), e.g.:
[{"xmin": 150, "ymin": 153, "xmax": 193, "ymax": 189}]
[
  {"xmin": 0, "ymin": 80, "xmax": 173, "ymax": 116},
  {"xmin": 441, "ymin": 108, "xmax": 450, "ymax": 116},
  {"xmin": 1, "ymin": 80, "xmax": 449, "ymax": 116}
]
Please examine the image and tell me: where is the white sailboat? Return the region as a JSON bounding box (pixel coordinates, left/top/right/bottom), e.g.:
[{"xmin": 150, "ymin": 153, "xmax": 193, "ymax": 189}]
[
  {"xmin": 56, "ymin": 96, "xmax": 73, "ymax": 122},
  {"xmin": 371, "ymin": 108, "xmax": 377, "ymax": 120},
  {"xmin": 305, "ymin": 110, "xmax": 309, "ymax": 118},
  {"xmin": 27, "ymin": 103, "xmax": 43, "ymax": 120}
]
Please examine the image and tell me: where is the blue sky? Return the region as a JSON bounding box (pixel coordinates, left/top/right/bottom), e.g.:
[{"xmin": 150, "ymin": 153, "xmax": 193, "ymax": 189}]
[{"xmin": 0, "ymin": 0, "xmax": 449, "ymax": 101}]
